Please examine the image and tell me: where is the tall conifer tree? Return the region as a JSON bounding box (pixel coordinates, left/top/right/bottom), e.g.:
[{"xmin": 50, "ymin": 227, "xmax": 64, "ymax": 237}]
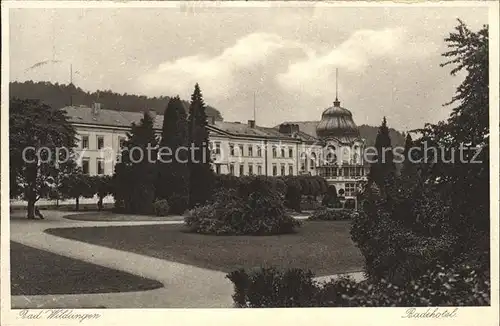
[
  {"xmin": 187, "ymin": 84, "xmax": 214, "ymax": 207},
  {"xmin": 369, "ymin": 117, "xmax": 395, "ymax": 190},
  {"xmin": 157, "ymin": 96, "xmax": 189, "ymax": 213},
  {"xmin": 114, "ymin": 112, "xmax": 158, "ymax": 214}
]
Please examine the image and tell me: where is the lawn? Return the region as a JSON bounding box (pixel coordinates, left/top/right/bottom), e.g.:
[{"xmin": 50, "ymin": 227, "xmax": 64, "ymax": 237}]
[
  {"xmin": 46, "ymin": 221, "xmax": 364, "ymax": 277},
  {"xmin": 10, "ymin": 241, "xmax": 163, "ymax": 295},
  {"xmin": 64, "ymin": 212, "xmax": 184, "ymax": 222}
]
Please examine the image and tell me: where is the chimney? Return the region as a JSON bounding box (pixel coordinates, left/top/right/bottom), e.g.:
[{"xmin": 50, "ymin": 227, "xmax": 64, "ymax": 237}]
[
  {"xmin": 92, "ymin": 102, "xmax": 101, "ymax": 116},
  {"xmin": 248, "ymin": 120, "xmax": 255, "ymax": 128}
]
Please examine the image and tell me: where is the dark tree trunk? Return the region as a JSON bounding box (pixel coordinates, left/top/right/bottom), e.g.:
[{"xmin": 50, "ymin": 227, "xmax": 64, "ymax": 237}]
[
  {"xmin": 27, "ymin": 199, "xmax": 36, "ymax": 219},
  {"xmin": 75, "ymin": 197, "xmax": 80, "ymax": 211},
  {"xmin": 98, "ymin": 196, "xmax": 103, "ymax": 211}
]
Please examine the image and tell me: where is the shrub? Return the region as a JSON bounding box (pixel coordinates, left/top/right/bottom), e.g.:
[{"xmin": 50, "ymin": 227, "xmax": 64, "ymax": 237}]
[
  {"xmin": 227, "ymin": 265, "xmax": 490, "ymax": 307},
  {"xmin": 185, "ymin": 177, "xmax": 301, "ymax": 235},
  {"xmin": 153, "ymin": 199, "xmax": 170, "ymax": 216},
  {"xmin": 309, "ymin": 208, "xmax": 355, "ymax": 221}
]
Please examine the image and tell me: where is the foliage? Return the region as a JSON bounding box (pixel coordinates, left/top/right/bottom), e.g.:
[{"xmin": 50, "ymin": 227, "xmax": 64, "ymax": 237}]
[
  {"xmin": 153, "ymin": 199, "xmax": 170, "ymax": 216},
  {"xmin": 167, "ymin": 193, "xmax": 189, "ymax": 215},
  {"xmin": 9, "ymin": 98, "xmax": 78, "ymax": 218},
  {"xmin": 185, "ymin": 176, "xmax": 301, "ymax": 235},
  {"xmin": 113, "ymin": 112, "xmax": 158, "ymax": 214},
  {"xmin": 368, "ymin": 117, "xmax": 396, "ymax": 191},
  {"xmin": 187, "ymin": 84, "xmax": 214, "ymax": 208},
  {"xmin": 10, "ymin": 80, "xmax": 223, "ymax": 121},
  {"xmin": 92, "ymin": 175, "xmax": 113, "ymax": 210},
  {"xmin": 309, "ymin": 208, "xmax": 355, "ymax": 221},
  {"xmin": 321, "ymin": 185, "xmax": 341, "ymax": 208},
  {"xmin": 59, "ymin": 171, "xmax": 96, "ymax": 211},
  {"xmin": 227, "ymin": 264, "xmax": 490, "ymax": 307},
  {"xmin": 352, "ymin": 21, "xmax": 490, "ymax": 289},
  {"xmin": 156, "ymin": 96, "xmax": 189, "ymax": 202}
]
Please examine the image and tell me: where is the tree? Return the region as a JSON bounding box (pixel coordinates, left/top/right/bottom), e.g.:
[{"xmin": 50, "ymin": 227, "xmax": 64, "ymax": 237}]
[
  {"xmin": 187, "ymin": 84, "xmax": 214, "ymax": 208},
  {"xmin": 352, "ymin": 21, "xmax": 490, "ymax": 285},
  {"xmin": 59, "ymin": 171, "xmax": 96, "ymax": 211},
  {"xmin": 9, "ymin": 98, "xmax": 78, "ymax": 218},
  {"xmin": 113, "ymin": 112, "xmax": 158, "ymax": 214},
  {"xmin": 156, "ymin": 96, "xmax": 189, "ymax": 212},
  {"xmin": 368, "ymin": 117, "xmax": 396, "ymax": 192},
  {"xmin": 413, "ymin": 20, "xmax": 489, "ymax": 263}
]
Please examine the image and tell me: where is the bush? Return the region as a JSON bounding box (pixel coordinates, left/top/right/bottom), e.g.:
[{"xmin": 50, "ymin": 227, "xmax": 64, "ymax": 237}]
[
  {"xmin": 153, "ymin": 199, "xmax": 170, "ymax": 216},
  {"xmin": 227, "ymin": 265, "xmax": 490, "ymax": 307},
  {"xmin": 309, "ymin": 208, "xmax": 355, "ymax": 221},
  {"xmin": 185, "ymin": 177, "xmax": 301, "ymax": 235}
]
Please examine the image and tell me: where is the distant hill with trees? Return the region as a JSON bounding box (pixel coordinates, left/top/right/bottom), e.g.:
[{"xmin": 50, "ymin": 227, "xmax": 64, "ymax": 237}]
[
  {"xmin": 9, "ymin": 81, "xmax": 224, "ymax": 120},
  {"xmin": 358, "ymin": 124, "xmax": 405, "ymax": 147}
]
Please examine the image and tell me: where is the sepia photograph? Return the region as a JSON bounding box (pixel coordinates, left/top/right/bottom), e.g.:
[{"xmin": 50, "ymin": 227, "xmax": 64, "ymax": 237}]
[{"xmin": 1, "ymin": 1, "xmax": 498, "ymax": 325}]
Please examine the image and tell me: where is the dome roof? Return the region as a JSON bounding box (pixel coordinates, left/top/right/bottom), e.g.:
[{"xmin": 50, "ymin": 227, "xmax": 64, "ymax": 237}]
[{"xmin": 316, "ymin": 99, "xmax": 360, "ymax": 141}]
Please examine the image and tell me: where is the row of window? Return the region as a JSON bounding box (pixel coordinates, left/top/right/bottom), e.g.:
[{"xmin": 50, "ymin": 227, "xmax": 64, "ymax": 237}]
[
  {"xmin": 317, "ymin": 167, "xmax": 366, "ymax": 178},
  {"xmin": 222, "ymin": 163, "xmax": 296, "ymax": 176},
  {"xmin": 80, "ymin": 135, "xmax": 105, "ymax": 150},
  {"xmin": 81, "ymin": 158, "xmax": 105, "ymax": 175},
  {"xmin": 227, "ymin": 163, "xmax": 264, "ymax": 176},
  {"xmin": 80, "ymin": 135, "xmax": 127, "ymax": 150}
]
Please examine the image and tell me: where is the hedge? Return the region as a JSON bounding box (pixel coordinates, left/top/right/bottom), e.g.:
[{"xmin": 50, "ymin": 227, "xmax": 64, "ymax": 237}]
[{"xmin": 226, "ymin": 265, "xmax": 490, "ymax": 307}]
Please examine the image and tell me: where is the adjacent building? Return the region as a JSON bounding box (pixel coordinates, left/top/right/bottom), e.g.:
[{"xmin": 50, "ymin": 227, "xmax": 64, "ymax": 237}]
[{"xmin": 63, "ymin": 95, "xmax": 368, "ymax": 202}]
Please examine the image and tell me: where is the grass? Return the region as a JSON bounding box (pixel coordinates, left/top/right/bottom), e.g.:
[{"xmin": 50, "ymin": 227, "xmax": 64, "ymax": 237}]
[
  {"xmin": 46, "ymin": 221, "xmax": 364, "ymax": 277},
  {"xmin": 63, "ymin": 212, "xmax": 184, "ymax": 222},
  {"xmin": 10, "ymin": 241, "xmax": 163, "ymax": 295}
]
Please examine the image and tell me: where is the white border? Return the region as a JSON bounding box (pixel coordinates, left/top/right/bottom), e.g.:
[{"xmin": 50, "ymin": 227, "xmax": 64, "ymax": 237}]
[{"xmin": 1, "ymin": 1, "xmax": 499, "ymax": 326}]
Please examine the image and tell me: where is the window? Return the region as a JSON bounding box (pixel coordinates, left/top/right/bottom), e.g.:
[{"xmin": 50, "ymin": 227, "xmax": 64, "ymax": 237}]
[
  {"xmin": 97, "ymin": 136, "xmax": 104, "ymax": 150},
  {"xmin": 300, "ymin": 163, "xmax": 305, "ymax": 171},
  {"xmin": 239, "ymin": 164, "xmax": 244, "ymax": 176},
  {"xmin": 272, "ymin": 146, "xmax": 277, "ymax": 158},
  {"xmin": 257, "ymin": 165, "xmax": 262, "ymax": 175},
  {"xmin": 281, "ymin": 164, "xmax": 286, "ymax": 176},
  {"xmin": 343, "ymin": 167, "xmax": 349, "ymax": 177},
  {"xmin": 248, "ymin": 145, "xmax": 253, "ymax": 157},
  {"xmin": 215, "ymin": 142, "xmax": 221, "ymax": 155},
  {"xmin": 288, "ymin": 147, "xmax": 293, "ymax": 158},
  {"xmin": 281, "ymin": 147, "xmax": 285, "ymax": 158},
  {"xmin": 272, "ymin": 164, "xmax": 277, "ymax": 176},
  {"xmin": 289, "ymin": 164, "xmax": 293, "ymax": 175},
  {"xmin": 239, "ymin": 144, "xmax": 244, "ymax": 156},
  {"xmin": 229, "ymin": 164, "xmax": 235, "ymax": 175},
  {"xmin": 81, "ymin": 135, "xmax": 89, "ymax": 149},
  {"xmin": 230, "ymin": 144, "xmax": 235, "ymax": 156},
  {"xmin": 257, "ymin": 145, "xmax": 262, "ymax": 157},
  {"xmin": 345, "ymin": 183, "xmax": 357, "ymax": 196},
  {"xmin": 215, "ymin": 164, "xmax": 221, "ymax": 174},
  {"xmin": 82, "ymin": 158, "xmax": 90, "ymax": 174},
  {"xmin": 248, "ymin": 164, "xmax": 253, "ymax": 175},
  {"xmin": 97, "ymin": 159, "xmax": 104, "ymax": 175}
]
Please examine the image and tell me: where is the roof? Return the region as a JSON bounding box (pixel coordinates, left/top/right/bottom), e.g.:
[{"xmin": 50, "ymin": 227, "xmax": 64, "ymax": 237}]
[
  {"xmin": 62, "ymin": 106, "xmax": 297, "ymax": 140},
  {"xmin": 280, "ymin": 121, "xmax": 320, "ymax": 138},
  {"xmin": 63, "ymin": 105, "xmax": 165, "ymax": 129}
]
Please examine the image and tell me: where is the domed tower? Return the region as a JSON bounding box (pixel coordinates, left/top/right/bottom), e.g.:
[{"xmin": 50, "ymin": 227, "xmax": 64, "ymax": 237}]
[
  {"xmin": 316, "ymin": 98, "xmax": 360, "ymax": 143},
  {"xmin": 313, "ymin": 70, "xmax": 368, "ymax": 209}
]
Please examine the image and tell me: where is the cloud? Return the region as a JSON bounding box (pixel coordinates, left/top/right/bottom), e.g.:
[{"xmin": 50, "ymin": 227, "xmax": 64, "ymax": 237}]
[
  {"xmin": 138, "ymin": 32, "xmax": 303, "ymax": 98},
  {"xmin": 276, "ymin": 27, "xmax": 439, "ymax": 95}
]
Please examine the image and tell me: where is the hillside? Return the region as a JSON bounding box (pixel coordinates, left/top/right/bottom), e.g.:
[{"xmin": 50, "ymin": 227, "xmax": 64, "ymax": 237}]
[
  {"xmin": 358, "ymin": 124, "xmax": 406, "ymax": 148},
  {"xmin": 9, "ymin": 81, "xmax": 224, "ymax": 120}
]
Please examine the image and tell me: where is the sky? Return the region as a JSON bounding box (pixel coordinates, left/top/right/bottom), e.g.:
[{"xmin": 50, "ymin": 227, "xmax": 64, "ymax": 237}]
[{"xmin": 8, "ymin": 4, "xmax": 489, "ymax": 131}]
